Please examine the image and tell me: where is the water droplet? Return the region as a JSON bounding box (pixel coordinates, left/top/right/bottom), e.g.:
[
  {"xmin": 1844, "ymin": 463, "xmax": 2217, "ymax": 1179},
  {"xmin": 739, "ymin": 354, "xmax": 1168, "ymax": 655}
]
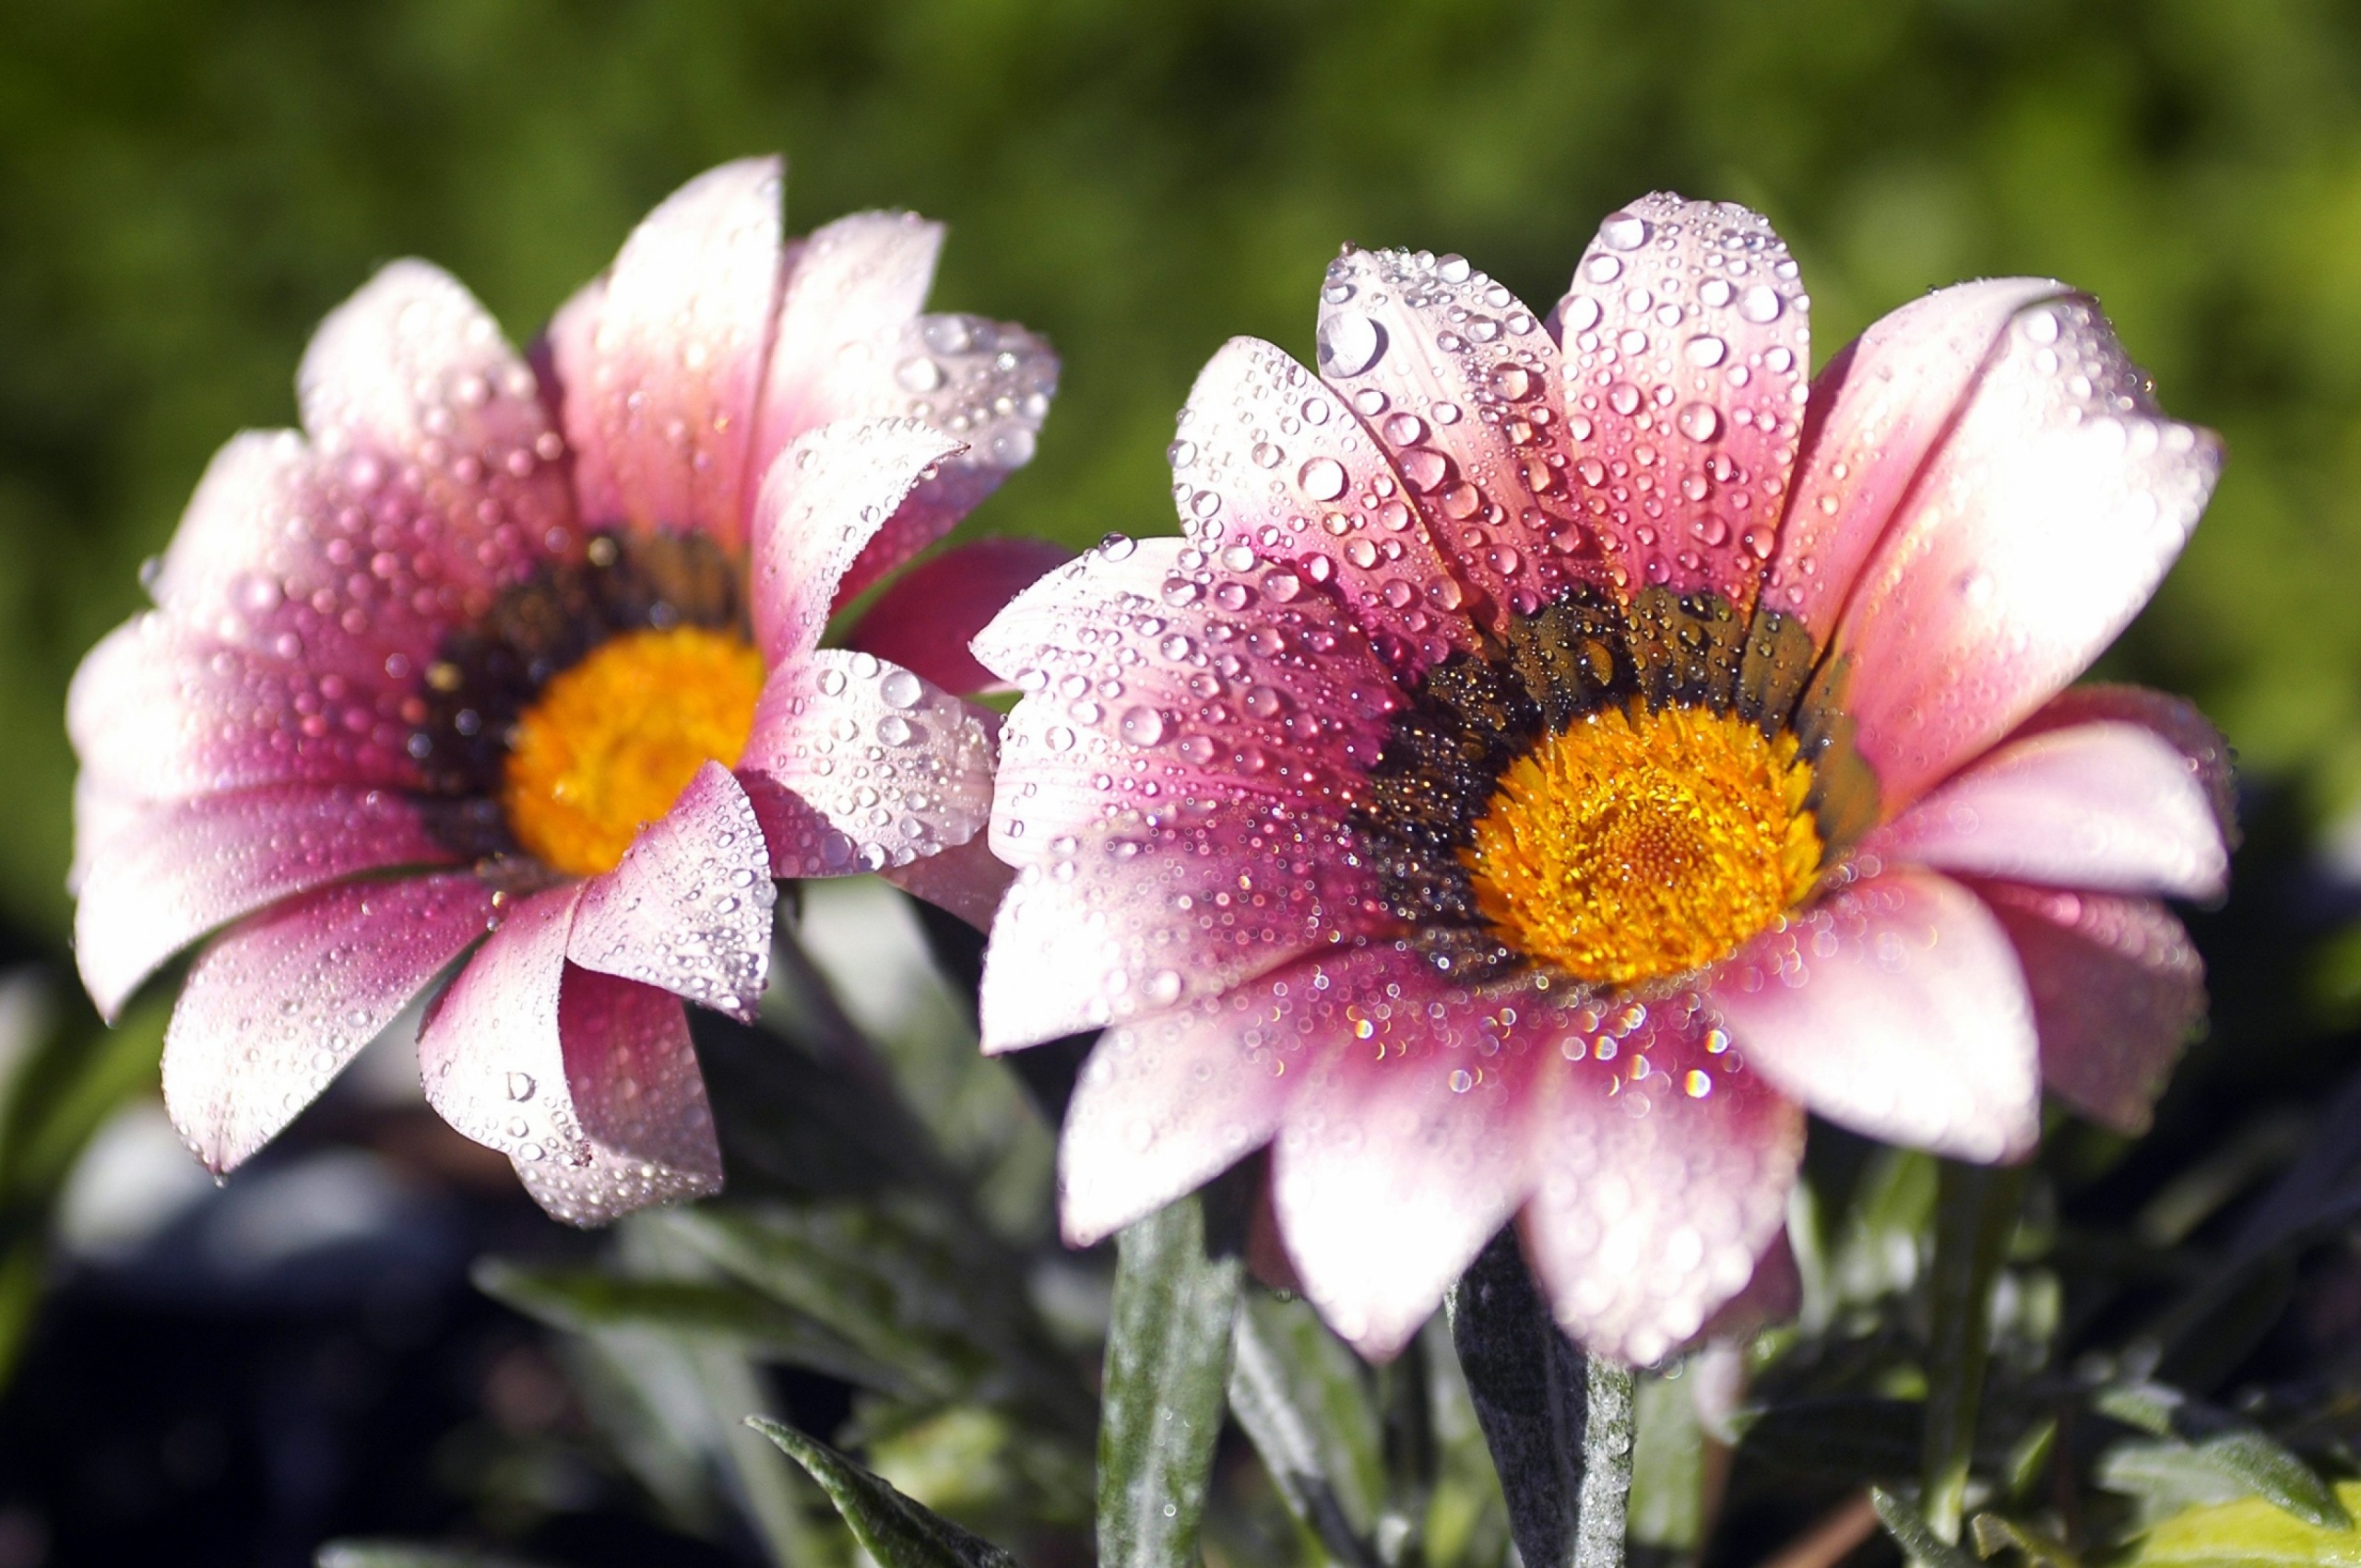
[
  {"xmin": 1320, "ymin": 311, "xmax": 1384, "ymax": 376},
  {"xmin": 1382, "ymin": 411, "xmax": 1426, "ymax": 445},
  {"xmin": 1608, "ymin": 382, "xmax": 1642, "ymax": 416},
  {"xmin": 1298, "ymin": 457, "xmax": 1348, "ymax": 502},
  {"xmin": 1599, "ymin": 211, "xmax": 1650, "ymax": 251},
  {"xmin": 879, "ymin": 669, "xmax": 923, "ymax": 709},
  {"xmin": 1560, "ymin": 294, "xmax": 1602, "ymax": 333},
  {"xmin": 896, "ymin": 356, "xmax": 943, "ymax": 392},
  {"xmin": 1250, "ymin": 440, "xmax": 1285, "ymax": 469},
  {"xmin": 1120, "ymin": 706, "xmax": 1167, "ymax": 746},
  {"xmin": 1684, "ymin": 334, "xmax": 1727, "ymax": 368},
  {"xmin": 506, "ymin": 1072, "xmax": 535, "ymax": 1101},
  {"xmin": 1584, "ymin": 254, "xmax": 1622, "ymax": 284},
  {"xmin": 1677, "ymin": 402, "xmax": 1722, "ymax": 442},
  {"xmin": 1738, "ymin": 285, "xmax": 1783, "ymax": 324}
]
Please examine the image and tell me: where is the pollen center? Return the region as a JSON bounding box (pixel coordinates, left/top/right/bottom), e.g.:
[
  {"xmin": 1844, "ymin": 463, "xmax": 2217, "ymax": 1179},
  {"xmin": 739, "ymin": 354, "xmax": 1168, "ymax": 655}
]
[
  {"xmin": 502, "ymin": 625, "xmax": 767, "ymax": 878},
  {"xmin": 1462, "ymin": 702, "xmax": 1822, "ymax": 987}
]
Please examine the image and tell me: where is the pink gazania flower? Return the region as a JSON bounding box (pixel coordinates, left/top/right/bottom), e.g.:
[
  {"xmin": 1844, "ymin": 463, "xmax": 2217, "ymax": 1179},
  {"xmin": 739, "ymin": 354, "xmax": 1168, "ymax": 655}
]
[
  {"xmin": 973, "ymin": 194, "xmax": 2232, "ymax": 1363},
  {"xmin": 69, "ymin": 157, "xmax": 1061, "ymax": 1223}
]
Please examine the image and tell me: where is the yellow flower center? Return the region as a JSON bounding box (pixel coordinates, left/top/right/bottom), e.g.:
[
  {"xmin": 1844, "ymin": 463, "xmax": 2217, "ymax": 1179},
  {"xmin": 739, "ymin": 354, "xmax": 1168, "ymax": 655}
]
[
  {"xmin": 1462, "ymin": 702, "xmax": 1822, "ymax": 987},
  {"xmin": 502, "ymin": 625, "xmax": 767, "ymax": 877}
]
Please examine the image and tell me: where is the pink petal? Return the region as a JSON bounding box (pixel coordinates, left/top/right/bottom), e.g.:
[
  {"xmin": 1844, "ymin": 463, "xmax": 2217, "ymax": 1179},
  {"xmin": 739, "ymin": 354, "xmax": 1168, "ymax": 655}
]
[
  {"xmin": 845, "ymin": 536, "xmax": 1073, "ymax": 695},
  {"xmin": 881, "ymin": 833, "xmax": 1015, "ymax": 931},
  {"xmin": 1550, "ymin": 196, "xmax": 1811, "ymax": 609},
  {"xmin": 754, "ymin": 210, "xmax": 946, "ymax": 466},
  {"xmin": 294, "ymin": 258, "xmax": 575, "ymax": 593},
  {"xmin": 1871, "ymin": 719, "xmax": 2228, "ymax": 899},
  {"xmin": 2012, "ymin": 683, "xmax": 2236, "ymax": 842},
  {"xmin": 1519, "ymin": 997, "xmax": 1804, "ymax": 1365},
  {"xmin": 1167, "ymin": 338, "xmax": 1484, "ymax": 677},
  {"xmin": 750, "ymin": 419, "xmax": 965, "ymax": 667},
  {"xmin": 1979, "ymin": 880, "xmax": 2202, "ymax": 1135},
  {"xmin": 570, "ymin": 762, "xmax": 774, "ymax": 1021},
  {"xmin": 549, "ymin": 157, "xmax": 785, "ymax": 550},
  {"xmin": 1058, "ymin": 965, "xmax": 1323, "ymax": 1246},
  {"xmin": 1312, "ymin": 248, "xmax": 1590, "ymax": 622},
  {"xmin": 1711, "ymin": 867, "xmax": 2040, "ymax": 1163},
  {"xmin": 1823, "ymin": 293, "xmax": 2223, "ymax": 808},
  {"xmin": 1765, "ymin": 279, "xmax": 2068, "ymax": 638},
  {"xmin": 978, "ymin": 806, "xmax": 1382, "ymax": 1053},
  {"xmin": 512, "ymin": 968, "xmax": 723, "ymax": 1225},
  {"xmin": 151, "ymin": 431, "xmax": 528, "ymax": 687},
  {"xmin": 75, "ymin": 785, "xmax": 458, "ymax": 1022},
  {"xmin": 740, "ymin": 649, "xmax": 996, "ymax": 874},
  {"xmin": 416, "ymin": 882, "xmax": 588, "ymax": 1163},
  {"xmin": 975, "ymin": 537, "xmax": 1404, "ymax": 847},
  {"xmin": 1271, "ymin": 961, "xmax": 1552, "ymax": 1358},
  {"xmin": 69, "ymin": 613, "xmax": 421, "ymax": 805},
  {"xmin": 161, "ymin": 872, "xmax": 495, "ymax": 1172}
]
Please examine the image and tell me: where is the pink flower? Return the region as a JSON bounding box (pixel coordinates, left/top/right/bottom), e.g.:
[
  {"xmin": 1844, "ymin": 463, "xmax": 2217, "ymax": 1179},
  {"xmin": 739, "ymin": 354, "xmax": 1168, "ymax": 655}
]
[
  {"xmin": 973, "ymin": 195, "xmax": 2230, "ymax": 1363},
  {"xmin": 69, "ymin": 158, "xmax": 1059, "ymax": 1223}
]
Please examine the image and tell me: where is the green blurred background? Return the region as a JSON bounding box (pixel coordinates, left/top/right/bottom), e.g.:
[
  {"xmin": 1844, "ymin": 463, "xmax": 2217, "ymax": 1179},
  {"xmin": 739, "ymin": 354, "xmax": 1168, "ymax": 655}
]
[{"xmin": 2, "ymin": 0, "xmax": 2358, "ymax": 947}]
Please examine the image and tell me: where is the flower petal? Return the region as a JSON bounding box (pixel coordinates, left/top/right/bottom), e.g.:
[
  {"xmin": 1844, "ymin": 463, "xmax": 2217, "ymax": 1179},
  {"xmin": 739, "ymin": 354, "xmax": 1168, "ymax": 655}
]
[
  {"xmin": 161, "ymin": 872, "xmax": 495, "ymax": 1172},
  {"xmin": 1520, "ymin": 999, "xmax": 1803, "ymax": 1365},
  {"xmin": 1167, "ymin": 337, "xmax": 1484, "ymax": 676},
  {"xmin": 1059, "ymin": 965, "xmax": 1323, "ymax": 1247},
  {"xmin": 570, "ymin": 761, "xmax": 774, "ymax": 1021},
  {"xmin": 551, "ymin": 157, "xmax": 785, "ymax": 550},
  {"xmin": 295, "ymin": 258, "xmax": 575, "ymax": 592},
  {"xmin": 1550, "ymin": 195, "xmax": 1811, "ymax": 610},
  {"xmin": 755, "ymin": 210, "xmax": 945, "ymax": 464},
  {"xmin": 1711, "ymin": 867, "xmax": 2040, "ymax": 1163},
  {"xmin": 749, "ymin": 419, "xmax": 965, "ymax": 667},
  {"xmin": 845, "ymin": 536, "xmax": 1072, "ymax": 695},
  {"xmin": 69, "ymin": 612, "xmax": 421, "ymax": 804},
  {"xmin": 75, "ymin": 785, "xmax": 457, "ymax": 1022},
  {"xmin": 2012, "ymin": 683, "xmax": 2236, "ymax": 842},
  {"xmin": 416, "ymin": 882, "xmax": 588, "ymax": 1164},
  {"xmin": 881, "ymin": 833, "xmax": 1015, "ymax": 931},
  {"xmin": 1271, "ymin": 957, "xmax": 1550, "ymax": 1358},
  {"xmin": 1765, "ymin": 279, "xmax": 2067, "ymax": 640},
  {"xmin": 1823, "ymin": 292, "xmax": 2223, "ymax": 808},
  {"xmin": 1313, "ymin": 248, "xmax": 1590, "ymax": 622},
  {"xmin": 1871, "ymin": 719, "xmax": 2229, "ymax": 899},
  {"xmin": 1978, "ymin": 880, "xmax": 2203, "ymax": 1135},
  {"xmin": 512, "ymin": 968, "xmax": 723, "ymax": 1225},
  {"xmin": 976, "ymin": 536, "xmax": 1404, "ymax": 848},
  {"xmin": 979, "ymin": 807, "xmax": 1382, "ymax": 1054},
  {"xmin": 740, "ymin": 648, "xmax": 995, "ymax": 874}
]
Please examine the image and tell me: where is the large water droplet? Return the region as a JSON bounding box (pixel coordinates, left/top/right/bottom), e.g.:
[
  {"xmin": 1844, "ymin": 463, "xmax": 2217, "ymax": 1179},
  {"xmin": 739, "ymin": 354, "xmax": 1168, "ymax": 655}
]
[
  {"xmin": 1676, "ymin": 402, "xmax": 1722, "ymax": 442},
  {"xmin": 1684, "ymin": 334, "xmax": 1727, "ymax": 368},
  {"xmin": 1119, "ymin": 706, "xmax": 1167, "ymax": 746},
  {"xmin": 1320, "ymin": 311, "xmax": 1384, "ymax": 376},
  {"xmin": 1599, "ymin": 211, "xmax": 1650, "ymax": 251},
  {"xmin": 1738, "ymin": 285, "xmax": 1783, "ymax": 324},
  {"xmin": 1298, "ymin": 457, "xmax": 1348, "ymax": 502},
  {"xmin": 879, "ymin": 669, "xmax": 923, "ymax": 710}
]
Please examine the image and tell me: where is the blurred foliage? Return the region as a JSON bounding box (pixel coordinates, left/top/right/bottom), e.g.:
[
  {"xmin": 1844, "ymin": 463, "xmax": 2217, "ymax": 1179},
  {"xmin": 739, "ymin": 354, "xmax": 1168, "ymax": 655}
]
[{"xmin": 6, "ymin": 0, "xmax": 2361, "ymax": 936}]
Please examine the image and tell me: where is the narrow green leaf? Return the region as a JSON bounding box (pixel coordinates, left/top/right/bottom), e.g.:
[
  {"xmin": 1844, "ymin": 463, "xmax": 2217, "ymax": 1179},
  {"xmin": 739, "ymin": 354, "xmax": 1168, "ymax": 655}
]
[
  {"xmin": 1869, "ymin": 1486, "xmax": 1978, "ymax": 1568},
  {"xmin": 1097, "ymin": 1184, "xmax": 1246, "ymax": 1568},
  {"xmin": 1228, "ymin": 1291, "xmax": 1382, "ymax": 1567},
  {"xmin": 1969, "ymin": 1513, "xmax": 2081, "ymax": 1568},
  {"xmin": 471, "ymin": 1258, "xmax": 917, "ymax": 1397},
  {"xmin": 2122, "ymin": 1480, "xmax": 2361, "ymax": 1566},
  {"xmin": 2093, "ymin": 1383, "xmax": 2350, "ymax": 1529},
  {"xmin": 1923, "ymin": 1160, "xmax": 2027, "ymax": 1544},
  {"xmin": 1446, "ymin": 1229, "xmax": 1631, "ymax": 1568},
  {"xmin": 751, "ymin": 1417, "xmax": 1025, "ymax": 1568}
]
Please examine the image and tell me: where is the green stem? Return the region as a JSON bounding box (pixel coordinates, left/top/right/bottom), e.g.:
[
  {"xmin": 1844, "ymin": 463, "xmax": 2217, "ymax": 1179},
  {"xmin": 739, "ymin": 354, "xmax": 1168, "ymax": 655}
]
[
  {"xmin": 1920, "ymin": 1158, "xmax": 2028, "ymax": 1547},
  {"xmin": 1574, "ymin": 1358, "xmax": 1635, "ymax": 1568}
]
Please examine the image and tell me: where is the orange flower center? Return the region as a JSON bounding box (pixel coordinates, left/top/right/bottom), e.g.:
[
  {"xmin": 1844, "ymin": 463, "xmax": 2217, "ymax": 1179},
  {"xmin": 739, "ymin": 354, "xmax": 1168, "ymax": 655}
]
[
  {"xmin": 1462, "ymin": 701, "xmax": 1822, "ymax": 986},
  {"xmin": 502, "ymin": 625, "xmax": 766, "ymax": 877}
]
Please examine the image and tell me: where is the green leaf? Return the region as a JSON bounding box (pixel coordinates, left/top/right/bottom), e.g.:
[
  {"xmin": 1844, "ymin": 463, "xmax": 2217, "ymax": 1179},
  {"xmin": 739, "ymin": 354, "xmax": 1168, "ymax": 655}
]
[
  {"xmin": 2093, "ymin": 1383, "xmax": 2350, "ymax": 1529},
  {"xmin": 1228, "ymin": 1290, "xmax": 1382, "ymax": 1567},
  {"xmin": 1922, "ymin": 1160, "xmax": 2027, "ymax": 1545},
  {"xmin": 1626, "ymin": 1369, "xmax": 1704, "ymax": 1553},
  {"xmin": 751, "ymin": 1417, "xmax": 1025, "ymax": 1568},
  {"xmin": 1969, "ymin": 1513, "xmax": 2082, "ymax": 1568},
  {"xmin": 2122, "ymin": 1480, "xmax": 2361, "ymax": 1566},
  {"xmin": 1445, "ymin": 1229, "xmax": 1632, "ymax": 1568},
  {"xmin": 1869, "ymin": 1486, "xmax": 1978, "ymax": 1568},
  {"xmin": 1097, "ymin": 1184, "xmax": 1245, "ymax": 1568},
  {"xmin": 471, "ymin": 1258, "xmax": 917, "ymax": 1397}
]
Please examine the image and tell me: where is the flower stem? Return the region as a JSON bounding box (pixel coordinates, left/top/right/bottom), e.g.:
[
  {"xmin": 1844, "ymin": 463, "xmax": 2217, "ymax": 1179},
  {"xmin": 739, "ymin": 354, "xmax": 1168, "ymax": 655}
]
[
  {"xmin": 1920, "ymin": 1158, "xmax": 2028, "ymax": 1547},
  {"xmin": 1574, "ymin": 1357, "xmax": 1635, "ymax": 1568}
]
